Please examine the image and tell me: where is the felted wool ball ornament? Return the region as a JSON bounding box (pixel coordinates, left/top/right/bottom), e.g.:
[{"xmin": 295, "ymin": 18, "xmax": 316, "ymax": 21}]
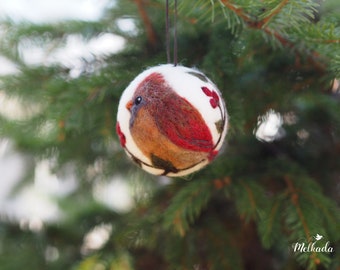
[{"xmin": 116, "ymin": 64, "xmax": 228, "ymax": 177}]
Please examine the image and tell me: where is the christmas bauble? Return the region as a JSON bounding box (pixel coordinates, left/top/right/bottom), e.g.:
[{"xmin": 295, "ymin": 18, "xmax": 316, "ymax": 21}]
[{"xmin": 116, "ymin": 64, "xmax": 228, "ymax": 177}]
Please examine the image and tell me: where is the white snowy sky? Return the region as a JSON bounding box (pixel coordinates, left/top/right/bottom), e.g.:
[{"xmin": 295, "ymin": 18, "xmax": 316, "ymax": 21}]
[
  {"xmin": 0, "ymin": 0, "xmax": 134, "ymax": 77},
  {"xmin": 0, "ymin": 0, "xmax": 134, "ymax": 229},
  {"xmin": 0, "ymin": 0, "xmax": 112, "ymax": 23}
]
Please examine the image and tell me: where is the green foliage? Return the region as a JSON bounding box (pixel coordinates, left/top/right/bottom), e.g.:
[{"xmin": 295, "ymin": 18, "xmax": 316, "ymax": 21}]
[
  {"xmin": 163, "ymin": 178, "xmax": 214, "ymax": 236},
  {"xmin": 0, "ymin": 0, "xmax": 339, "ymax": 269}
]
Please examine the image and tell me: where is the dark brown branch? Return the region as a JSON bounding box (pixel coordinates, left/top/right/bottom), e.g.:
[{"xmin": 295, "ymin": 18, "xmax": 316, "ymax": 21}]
[
  {"xmin": 219, "ymin": 0, "xmax": 253, "ymax": 23},
  {"xmin": 284, "ymin": 176, "xmax": 321, "ymax": 265},
  {"xmin": 134, "ymin": 0, "xmax": 158, "ymax": 48},
  {"xmin": 259, "ymin": 0, "xmax": 290, "ymax": 27},
  {"xmin": 284, "ymin": 176, "xmax": 311, "ymax": 241},
  {"xmin": 220, "ymin": 0, "xmax": 327, "ymax": 73}
]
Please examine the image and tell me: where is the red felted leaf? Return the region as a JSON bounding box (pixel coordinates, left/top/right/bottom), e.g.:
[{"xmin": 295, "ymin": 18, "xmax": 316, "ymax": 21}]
[
  {"xmin": 201, "ymin": 86, "xmax": 212, "ymax": 96},
  {"xmin": 210, "ymin": 99, "xmax": 218, "ymax": 108},
  {"xmin": 116, "ymin": 122, "xmax": 126, "ymax": 147},
  {"xmin": 211, "ymin": 91, "xmax": 219, "ymax": 102}
]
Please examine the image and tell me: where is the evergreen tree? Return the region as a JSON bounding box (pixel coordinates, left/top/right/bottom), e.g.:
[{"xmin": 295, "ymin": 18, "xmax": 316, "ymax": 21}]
[{"xmin": 0, "ymin": 0, "xmax": 339, "ymax": 269}]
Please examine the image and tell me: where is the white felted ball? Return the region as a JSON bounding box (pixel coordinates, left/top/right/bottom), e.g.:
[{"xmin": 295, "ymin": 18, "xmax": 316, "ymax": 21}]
[{"xmin": 116, "ymin": 64, "xmax": 228, "ymax": 177}]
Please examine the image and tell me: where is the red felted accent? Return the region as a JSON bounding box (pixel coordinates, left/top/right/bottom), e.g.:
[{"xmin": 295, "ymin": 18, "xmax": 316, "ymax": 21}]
[
  {"xmin": 210, "ymin": 99, "xmax": 218, "ymax": 108},
  {"xmin": 201, "ymin": 86, "xmax": 220, "ymax": 109},
  {"xmin": 211, "ymin": 91, "xmax": 219, "ymax": 102},
  {"xmin": 134, "ymin": 72, "xmax": 214, "ymax": 152},
  {"xmin": 137, "ymin": 72, "xmax": 164, "ymax": 90},
  {"xmin": 201, "ymin": 86, "xmax": 212, "ymax": 96},
  {"xmin": 116, "ymin": 122, "xmax": 126, "ymax": 147}
]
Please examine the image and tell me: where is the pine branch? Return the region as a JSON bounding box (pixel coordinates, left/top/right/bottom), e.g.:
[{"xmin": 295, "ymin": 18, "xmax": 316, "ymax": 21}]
[
  {"xmin": 284, "ymin": 176, "xmax": 311, "ymax": 241},
  {"xmin": 258, "ymin": 198, "xmax": 282, "ymax": 249},
  {"xmin": 133, "ymin": 0, "xmax": 158, "ymax": 48},
  {"xmin": 219, "ymin": 0, "xmax": 328, "ymax": 73},
  {"xmin": 283, "ymin": 175, "xmax": 335, "ymax": 269},
  {"xmin": 163, "ymin": 179, "xmax": 214, "ymax": 236},
  {"xmin": 260, "ymin": 0, "xmax": 290, "ymax": 27},
  {"xmin": 240, "ymin": 179, "xmax": 257, "ymax": 214},
  {"xmin": 233, "ymin": 179, "xmax": 267, "ymax": 222},
  {"xmin": 219, "ymin": 0, "xmax": 252, "ymax": 23}
]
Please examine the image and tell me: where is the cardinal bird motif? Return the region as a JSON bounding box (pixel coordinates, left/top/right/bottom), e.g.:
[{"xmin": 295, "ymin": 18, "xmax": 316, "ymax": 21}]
[
  {"xmin": 125, "ymin": 72, "xmax": 217, "ymax": 175},
  {"xmin": 116, "ymin": 64, "xmax": 228, "ymax": 177}
]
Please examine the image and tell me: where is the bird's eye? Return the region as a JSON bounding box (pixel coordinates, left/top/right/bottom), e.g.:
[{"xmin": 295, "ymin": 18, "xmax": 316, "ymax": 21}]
[{"xmin": 135, "ymin": 96, "xmax": 142, "ymax": 105}]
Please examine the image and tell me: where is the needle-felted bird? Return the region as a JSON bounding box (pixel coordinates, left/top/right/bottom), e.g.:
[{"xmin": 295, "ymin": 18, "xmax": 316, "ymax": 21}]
[
  {"xmin": 125, "ymin": 72, "xmax": 215, "ymax": 175},
  {"xmin": 116, "ymin": 64, "xmax": 228, "ymax": 177}
]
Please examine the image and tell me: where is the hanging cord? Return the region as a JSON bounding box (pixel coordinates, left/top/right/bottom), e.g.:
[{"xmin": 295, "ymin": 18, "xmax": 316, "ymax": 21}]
[
  {"xmin": 166, "ymin": 0, "xmax": 171, "ymax": 63},
  {"xmin": 165, "ymin": 0, "xmax": 178, "ymax": 66},
  {"xmin": 173, "ymin": 0, "xmax": 178, "ymax": 66}
]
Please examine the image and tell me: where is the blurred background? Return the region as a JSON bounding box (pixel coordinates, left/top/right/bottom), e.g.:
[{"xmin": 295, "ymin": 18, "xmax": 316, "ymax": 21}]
[
  {"xmin": 0, "ymin": 0, "xmax": 131, "ymax": 223},
  {"xmin": 0, "ymin": 0, "xmax": 339, "ymax": 269}
]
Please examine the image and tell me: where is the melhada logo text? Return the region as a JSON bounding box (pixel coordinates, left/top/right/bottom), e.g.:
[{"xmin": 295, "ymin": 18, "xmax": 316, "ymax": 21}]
[{"xmin": 292, "ymin": 234, "xmax": 334, "ymax": 253}]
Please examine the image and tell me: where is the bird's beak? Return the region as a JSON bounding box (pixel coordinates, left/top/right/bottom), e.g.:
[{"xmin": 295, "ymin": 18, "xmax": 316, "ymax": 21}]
[{"xmin": 126, "ymin": 100, "xmax": 133, "ymax": 111}]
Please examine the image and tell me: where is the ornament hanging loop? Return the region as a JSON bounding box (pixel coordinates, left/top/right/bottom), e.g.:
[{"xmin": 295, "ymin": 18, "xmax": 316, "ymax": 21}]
[{"xmin": 166, "ymin": 0, "xmax": 178, "ymax": 66}]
